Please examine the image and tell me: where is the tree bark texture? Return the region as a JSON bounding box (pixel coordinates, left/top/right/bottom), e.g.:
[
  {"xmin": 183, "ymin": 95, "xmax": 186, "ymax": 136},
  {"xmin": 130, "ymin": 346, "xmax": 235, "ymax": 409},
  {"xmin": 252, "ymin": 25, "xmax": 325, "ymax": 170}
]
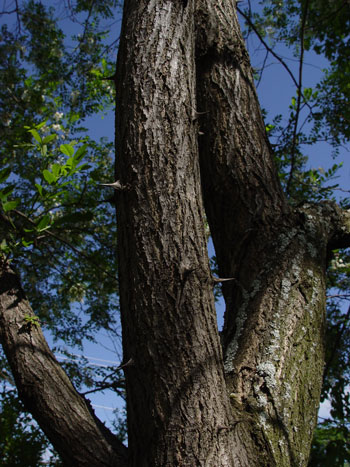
[
  {"xmin": 114, "ymin": 1, "xmax": 235, "ymax": 465},
  {"xmin": 195, "ymin": 1, "xmax": 350, "ymax": 465},
  {"xmin": 1, "ymin": 1, "xmax": 350, "ymax": 466},
  {"xmin": 0, "ymin": 261, "xmax": 127, "ymax": 467}
]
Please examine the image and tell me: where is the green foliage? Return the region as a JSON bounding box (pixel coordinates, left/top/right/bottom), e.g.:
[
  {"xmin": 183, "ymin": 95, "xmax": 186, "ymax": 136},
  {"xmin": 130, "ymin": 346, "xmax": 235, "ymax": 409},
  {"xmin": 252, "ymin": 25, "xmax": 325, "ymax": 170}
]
[
  {"xmin": 0, "ymin": 0, "xmax": 124, "ymax": 456},
  {"xmin": 310, "ymin": 421, "xmax": 350, "ymax": 466},
  {"xmin": 0, "ymin": 384, "xmax": 62, "ymax": 466},
  {"xmin": 240, "ymin": 0, "xmax": 350, "ymax": 203},
  {"xmin": 0, "ymin": 0, "xmax": 122, "ymax": 348}
]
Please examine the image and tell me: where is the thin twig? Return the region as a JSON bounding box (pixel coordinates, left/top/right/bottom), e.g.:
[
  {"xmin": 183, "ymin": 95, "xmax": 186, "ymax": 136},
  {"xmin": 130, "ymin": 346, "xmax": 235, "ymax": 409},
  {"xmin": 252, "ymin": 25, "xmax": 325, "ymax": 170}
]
[
  {"xmin": 81, "ymin": 382, "xmax": 125, "ymax": 397},
  {"xmin": 256, "ymin": 49, "xmax": 269, "ymax": 88},
  {"xmin": 237, "ymin": 6, "xmax": 299, "ymax": 89},
  {"xmin": 327, "ymin": 294, "xmax": 350, "ymax": 300},
  {"xmin": 13, "ymin": 209, "xmax": 117, "ymax": 281},
  {"xmin": 286, "ymin": 0, "xmax": 310, "ymax": 195},
  {"xmin": 14, "ymin": 0, "xmax": 21, "ymax": 34}
]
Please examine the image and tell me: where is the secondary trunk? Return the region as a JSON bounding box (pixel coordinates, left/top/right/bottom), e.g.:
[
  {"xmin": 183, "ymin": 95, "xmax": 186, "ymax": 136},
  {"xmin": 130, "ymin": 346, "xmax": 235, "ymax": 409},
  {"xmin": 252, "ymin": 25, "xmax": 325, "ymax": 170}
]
[{"xmin": 195, "ymin": 1, "xmax": 350, "ymax": 464}]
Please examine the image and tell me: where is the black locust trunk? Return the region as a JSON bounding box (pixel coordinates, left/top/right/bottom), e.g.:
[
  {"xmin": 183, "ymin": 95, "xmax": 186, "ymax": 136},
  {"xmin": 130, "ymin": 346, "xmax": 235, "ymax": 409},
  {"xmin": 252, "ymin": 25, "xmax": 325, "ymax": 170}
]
[
  {"xmin": 195, "ymin": 1, "xmax": 350, "ymax": 464},
  {"xmin": 114, "ymin": 1, "xmax": 235, "ymax": 465}
]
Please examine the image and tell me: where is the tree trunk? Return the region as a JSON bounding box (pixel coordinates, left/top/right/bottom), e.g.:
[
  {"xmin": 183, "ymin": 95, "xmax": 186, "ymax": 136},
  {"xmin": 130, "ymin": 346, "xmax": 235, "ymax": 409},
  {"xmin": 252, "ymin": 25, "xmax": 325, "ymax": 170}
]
[
  {"xmin": 114, "ymin": 1, "xmax": 235, "ymax": 465},
  {"xmin": 114, "ymin": 0, "xmax": 350, "ymax": 465},
  {"xmin": 195, "ymin": 1, "xmax": 350, "ymax": 465},
  {"xmin": 1, "ymin": 1, "xmax": 350, "ymax": 466}
]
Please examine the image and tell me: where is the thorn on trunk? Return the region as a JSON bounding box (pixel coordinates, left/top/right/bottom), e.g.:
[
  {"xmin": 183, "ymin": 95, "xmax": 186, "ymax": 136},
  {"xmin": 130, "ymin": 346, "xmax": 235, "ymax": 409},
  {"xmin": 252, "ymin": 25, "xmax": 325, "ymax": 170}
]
[
  {"xmin": 212, "ymin": 276, "xmax": 235, "ymax": 284},
  {"xmin": 99, "ymin": 181, "xmax": 128, "ymax": 191}
]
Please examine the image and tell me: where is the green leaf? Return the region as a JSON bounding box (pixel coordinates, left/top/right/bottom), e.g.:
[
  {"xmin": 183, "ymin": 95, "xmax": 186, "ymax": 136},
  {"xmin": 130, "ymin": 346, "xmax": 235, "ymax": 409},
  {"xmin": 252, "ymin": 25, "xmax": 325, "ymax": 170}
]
[
  {"xmin": 36, "ymin": 215, "xmax": 51, "ymax": 232},
  {"xmin": 35, "ymin": 183, "xmax": 43, "ymax": 196},
  {"xmin": 28, "ymin": 129, "xmax": 42, "ymax": 144},
  {"xmin": 0, "ymin": 168, "xmax": 11, "ymax": 183},
  {"xmin": 60, "ymin": 144, "xmax": 75, "ymax": 157},
  {"xmin": 303, "ymin": 87, "xmax": 313, "ymax": 100},
  {"xmin": 51, "ymin": 164, "xmax": 61, "ymax": 178},
  {"xmin": 43, "ymin": 170, "xmax": 56, "ymax": 185},
  {"xmin": 66, "ymin": 157, "xmax": 74, "ymax": 169},
  {"xmin": 0, "ymin": 239, "xmax": 8, "ymax": 251},
  {"xmin": 35, "ymin": 120, "xmax": 48, "ymax": 130},
  {"xmin": 0, "ymin": 184, "xmax": 15, "ymax": 201},
  {"xmin": 41, "ymin": 144, "xmax": 47, "ymax": 156},
  {"xmin": 42, "ymin": 134, "xmax": 56, "ymax": 145},
  {"xmin": 3, "ymin": 200, "xmax": 19, "ymax": 212},
  {"xmin": 74, "ymin": 144, "xmax": 88, "ymax": 162},
  {"xmin": 22, "ymin": 239, "xmax": 34, "ymax": 247}
]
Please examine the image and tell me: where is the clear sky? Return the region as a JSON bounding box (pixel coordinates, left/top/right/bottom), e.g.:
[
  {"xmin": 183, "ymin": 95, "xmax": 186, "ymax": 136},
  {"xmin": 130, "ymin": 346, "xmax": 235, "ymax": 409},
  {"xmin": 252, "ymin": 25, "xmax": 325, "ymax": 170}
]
[
  {"xmin": 48, "ymin": 2, "xmax": 350, "ymax": 427},
  {"xmin": 3, "ymin": 1, "xmax": 349, "ymax": 430}
]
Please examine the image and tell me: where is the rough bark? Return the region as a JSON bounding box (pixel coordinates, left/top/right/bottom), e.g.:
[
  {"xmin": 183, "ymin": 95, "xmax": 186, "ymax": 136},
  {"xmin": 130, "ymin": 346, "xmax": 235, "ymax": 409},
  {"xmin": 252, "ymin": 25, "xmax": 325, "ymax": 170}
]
[
  {"xmin": 0, "ymin": 260, "xmax": 127, "ymax": 467},
  {"xmin": 1, "ymin": 1, "xmax": 350, "ymax": 466},
  {"xmin": 195, "ymin": 1, "xmax": 350, "ymax": 465},
  {"xmin": 114, "ymin": 1, "xmax": 235, "ymax": 465}
]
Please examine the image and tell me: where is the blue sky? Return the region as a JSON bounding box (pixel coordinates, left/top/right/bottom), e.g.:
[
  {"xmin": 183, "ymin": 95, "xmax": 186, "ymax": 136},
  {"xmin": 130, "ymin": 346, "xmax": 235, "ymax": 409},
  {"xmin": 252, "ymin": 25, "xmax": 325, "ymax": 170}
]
[
  {"xmin": 51, "ymin": 2, "xmax": 350, "ymax": 427},
  {"xmin": 2, "ymin": 0, "xmax": 349, "ymax": 431}
]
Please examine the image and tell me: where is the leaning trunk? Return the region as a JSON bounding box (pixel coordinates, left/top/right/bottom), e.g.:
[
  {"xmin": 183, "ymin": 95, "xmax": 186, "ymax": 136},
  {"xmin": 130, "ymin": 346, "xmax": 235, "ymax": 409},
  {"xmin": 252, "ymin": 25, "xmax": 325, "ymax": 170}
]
[{"xmin": 0, "ymin": 261, "xmax": 127, "ymax": 466}]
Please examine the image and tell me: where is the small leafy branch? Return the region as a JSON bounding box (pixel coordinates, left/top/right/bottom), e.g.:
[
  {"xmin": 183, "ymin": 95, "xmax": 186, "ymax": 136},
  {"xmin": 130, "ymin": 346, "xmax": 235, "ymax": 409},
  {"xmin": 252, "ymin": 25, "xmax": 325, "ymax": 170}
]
[
  {"xmin": 0, "ymin": 120, "xmax": 93, "ymax": 251},
  {"xmin": 23, "ymin": 315, "xmax": 41, "ymax": 329}
]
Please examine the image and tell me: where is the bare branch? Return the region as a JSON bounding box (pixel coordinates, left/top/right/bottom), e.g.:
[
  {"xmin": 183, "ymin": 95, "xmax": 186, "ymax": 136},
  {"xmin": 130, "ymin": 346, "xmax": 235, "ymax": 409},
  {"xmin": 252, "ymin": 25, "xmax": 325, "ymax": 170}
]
[
  {"xmin": 237, "ymin": 6, "xmax": 299, "ymax": 89},
  {"xmin": 286, "ymin": 0, "xmax": 310, "ymax": 194}
]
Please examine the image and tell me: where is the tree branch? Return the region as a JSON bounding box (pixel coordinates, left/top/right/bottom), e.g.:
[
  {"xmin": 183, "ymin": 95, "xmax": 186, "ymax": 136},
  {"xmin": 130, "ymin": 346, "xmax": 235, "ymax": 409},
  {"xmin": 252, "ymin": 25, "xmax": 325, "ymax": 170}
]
[
  {"xmin": 0, "ymin": 260, "xmax": 127, "ymax": 466},
  {"xmin": 286, "ymin": 0, "xmax": 310, "ymax": 194},
  {"xmin": 237, "ymin": 6, "xmax": 299, "ymax": 89},
  {"xmin": 324, "ymin": 202, "xmax": 350, "ymax": 250}
]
